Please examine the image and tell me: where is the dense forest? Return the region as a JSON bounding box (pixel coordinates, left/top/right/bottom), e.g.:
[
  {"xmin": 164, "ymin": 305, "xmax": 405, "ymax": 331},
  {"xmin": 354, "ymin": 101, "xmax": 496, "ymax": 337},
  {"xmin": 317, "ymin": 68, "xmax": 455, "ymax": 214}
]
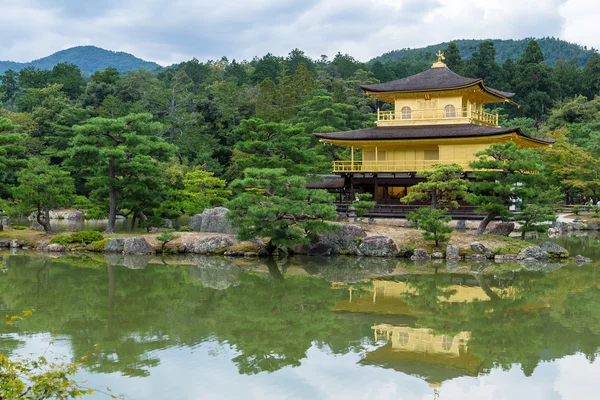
[
  {"xmin": 1, "ymin": 39, "xmax": 600, "ymax": 234},
  {"xmin": 372, "ymin": 37, "xmax": 596, "ymax": 67}
]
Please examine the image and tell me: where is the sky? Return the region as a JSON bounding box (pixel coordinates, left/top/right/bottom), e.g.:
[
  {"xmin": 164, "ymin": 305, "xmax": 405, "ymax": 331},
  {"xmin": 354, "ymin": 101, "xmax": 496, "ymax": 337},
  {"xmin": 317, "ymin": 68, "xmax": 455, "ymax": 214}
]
[{"xmin": 0, "ymin": 0, "xmax": 599, "ymax": 66}]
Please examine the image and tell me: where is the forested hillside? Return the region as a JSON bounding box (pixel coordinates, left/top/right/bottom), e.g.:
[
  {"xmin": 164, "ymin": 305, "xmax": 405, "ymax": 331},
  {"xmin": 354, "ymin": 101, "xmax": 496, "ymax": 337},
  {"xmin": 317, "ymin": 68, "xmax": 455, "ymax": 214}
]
[
  {"xmin": 0, "ymin": 39, "xmax": 599, "ymax": 233},
  {"xmin": 372, "ymin": 38, "xmax": 595, "ymax": 67},
  {"xmin": 0, "ymin": 46, "xmax": 161, "ymax": 75}
]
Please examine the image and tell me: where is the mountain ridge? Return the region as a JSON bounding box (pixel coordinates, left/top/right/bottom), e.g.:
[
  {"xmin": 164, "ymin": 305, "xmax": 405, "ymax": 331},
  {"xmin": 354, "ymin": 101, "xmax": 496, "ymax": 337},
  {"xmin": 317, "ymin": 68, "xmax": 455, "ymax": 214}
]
[
  {"xmin": 0, "ymin": 45, "xmax": 162, "ymax": 75},
  {"xmin": 370, "ymin": 38, "xmax": 597, "ymax": 67}
]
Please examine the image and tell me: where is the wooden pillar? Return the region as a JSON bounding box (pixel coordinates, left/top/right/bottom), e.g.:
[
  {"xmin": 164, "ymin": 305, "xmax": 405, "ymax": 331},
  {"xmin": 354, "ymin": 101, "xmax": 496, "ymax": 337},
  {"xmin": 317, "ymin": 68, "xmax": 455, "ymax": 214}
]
[
  {"xmin": 375, "ymin": 145, "xmax": 378, "ymax": 172},
  {"xmin": 350, "ymin": 174, "xmax": 355, "ymax": 201},
  {"xmin": 351, "ymin": 146, "xmax": 354, "ymax": 171},
  {"xmin": 374, "ymin": 174, "xmax": 378, "ymax": 203}
]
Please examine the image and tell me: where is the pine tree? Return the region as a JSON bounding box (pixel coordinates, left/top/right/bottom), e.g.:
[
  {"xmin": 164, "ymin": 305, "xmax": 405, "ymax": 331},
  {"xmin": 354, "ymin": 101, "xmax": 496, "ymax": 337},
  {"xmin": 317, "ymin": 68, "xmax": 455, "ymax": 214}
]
[{"xmin": 401, "ymin": 163, "xmax": 468, "ymax": 209}]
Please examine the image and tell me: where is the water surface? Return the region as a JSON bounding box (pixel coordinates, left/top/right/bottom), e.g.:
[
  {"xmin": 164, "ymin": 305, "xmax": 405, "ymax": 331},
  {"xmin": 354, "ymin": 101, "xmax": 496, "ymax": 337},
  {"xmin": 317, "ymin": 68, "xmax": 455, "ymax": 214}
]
[{"xmin": 1, "ymin": 248, "xmax": 600, "ymax": 400}]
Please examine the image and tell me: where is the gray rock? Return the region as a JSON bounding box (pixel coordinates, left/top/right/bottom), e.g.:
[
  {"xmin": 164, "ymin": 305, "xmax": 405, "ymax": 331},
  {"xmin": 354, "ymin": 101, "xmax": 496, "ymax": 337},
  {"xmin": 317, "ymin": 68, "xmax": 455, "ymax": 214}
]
[
  {"xmin": 63, "ymin": 211, "xmax": 84, "ymax": 220},
  {"xmin": 163, "ymin": 218, "xmax": 173, "ymax": 229},
  {"xmin": 123, "ymin": 237, "xmax": 154, "ymax": 255},
  {"xmin": 148, "ymin": 227, "xmax": 160, "ymax": 233},
  {"xmin": 470, "ymin": 241, "xmax": 491, "ymax": 257},
  {"xmin": 446, "ymin": 245, "xmax": 461, "ymax": 260},
  {"xmin": 538, "ymin": 242, "xmax": 569, "ymax": 257},
  {"xmin": 494, "ymin": 254, "xmax": 519, "ymax": 262},
  {"xmin": 104, "ymin": 238, "xmax": 125, "ymax": 253},
  {"xmin": 431, "ymin": 252, "xmax": 444, "ymax": 259},
  {"xmin": 224, "ymin": 250, "xmax": 245, "ymax": 257},
  {"xmin": 518, "ymin": 246, "xmax": 549, "ymax": 261},
  {"xmin": 37, "ymin": 243, "xmax": 49, "ymax": 252},
  {"xmin": 308, "ymin": 224, "xmax": 367, "ymax": 256},
  {"xmin": 193, "ymin": 236, "xmax": 234, "ymax": 254},
  {"xmin": 411, "ymin": 248, "xmax": 431, "ymax": 261},
  {"xmin": 368, "ymin": 217, "xmax": 376, "ymax": 225},
  {"xmin": 0, "ymin": 240, "xmax": 10, "ymax": 247},
  {"xmin": 189, "ymin": 207, "xmax": 234, "ymax": 234},
  {"xmin": 10, "ymin": 240, "xmax": 18, "ymax": 248},
  {"xmin": 22, "ymin": 246, "xmax": 32, "ymax": 250},
  {"xmin": 572, "ymin": 222, "xmax": 586, "ymax": 230},
  {"xmin": 455, "ymin": 220, "xmax": 467, "ymax": 232},
  {"xmin": 46, "ymin": 244, "xmax": 69, "ymax": 252},
  {"xmin": 470, "ymin": 254, "xmax": 488, "ymax": 262},
  {"xmin": 489, "ymin": 222, "xmax": 515, "ymax": 236},
  {"xmin": 554, "ymin": 221, "xmax": 573, "ymax": 233},
  {"xmin": 574, "ymin": 254, "xmax": 592, "ymax": 264},
  {"xmin": 358, "ymin": 236, "xmax": 397, "ymax": 257},
  {"xmin": 587, "ymin": 222, "xmax": 599, "ymax": 231}
]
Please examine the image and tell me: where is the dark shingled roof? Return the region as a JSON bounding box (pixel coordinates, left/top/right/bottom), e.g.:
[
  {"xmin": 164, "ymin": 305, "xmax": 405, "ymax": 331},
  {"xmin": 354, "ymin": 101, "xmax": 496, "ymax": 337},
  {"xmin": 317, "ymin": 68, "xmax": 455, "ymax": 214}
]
[
  {"xmin": 305, "ymin": 175, "xmax": 345, "ymax": 189},
  {"xmin": 313, "ymin": 124, "xmax": 555, "ymax": 144},
  {"xmin": 359, "ymin": 67, "xmax": 515, "ymax": 98}
]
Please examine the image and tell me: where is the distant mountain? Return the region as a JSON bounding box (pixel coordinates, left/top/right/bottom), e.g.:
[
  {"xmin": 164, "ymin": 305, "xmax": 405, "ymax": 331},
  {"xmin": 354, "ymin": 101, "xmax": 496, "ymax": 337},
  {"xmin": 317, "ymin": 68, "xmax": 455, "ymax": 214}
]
[
  {"xmin": 0, "ymin": 46, "xmax": 162, "ymax": 75},
  {"xmin": 371, "ymin": 38, "xmax": 597, "ymax": 67}
]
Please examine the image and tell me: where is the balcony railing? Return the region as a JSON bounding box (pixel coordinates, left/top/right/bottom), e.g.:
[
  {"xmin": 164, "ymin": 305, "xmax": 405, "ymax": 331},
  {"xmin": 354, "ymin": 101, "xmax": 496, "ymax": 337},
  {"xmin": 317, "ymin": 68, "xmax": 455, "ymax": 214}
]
[
  {"xmin": 377, "ymin": 108, "xmax": 499, "ymax": 127},
  {"xmin": 332, "ymin": 160, "xmax": 471, "ymax": 173}
]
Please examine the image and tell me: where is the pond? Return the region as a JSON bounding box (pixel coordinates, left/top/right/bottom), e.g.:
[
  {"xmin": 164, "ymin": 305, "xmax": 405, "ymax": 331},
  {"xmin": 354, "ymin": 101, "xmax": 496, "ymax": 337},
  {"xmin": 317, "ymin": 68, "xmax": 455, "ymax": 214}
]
[{"xmin": 1, "ymin": 244, "xmax": 600, "ymax": 399}]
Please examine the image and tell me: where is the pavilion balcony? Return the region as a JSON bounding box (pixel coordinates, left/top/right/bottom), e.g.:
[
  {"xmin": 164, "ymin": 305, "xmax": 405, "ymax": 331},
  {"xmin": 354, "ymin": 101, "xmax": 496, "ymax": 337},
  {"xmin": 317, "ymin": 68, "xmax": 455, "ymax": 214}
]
[
  {"xmin": 377, "ymin": 108, "xmax": 499, "ymax": 127},
  {"xmin": 332, "ymin": 160, "xmax": 471, "ymax": 173}
]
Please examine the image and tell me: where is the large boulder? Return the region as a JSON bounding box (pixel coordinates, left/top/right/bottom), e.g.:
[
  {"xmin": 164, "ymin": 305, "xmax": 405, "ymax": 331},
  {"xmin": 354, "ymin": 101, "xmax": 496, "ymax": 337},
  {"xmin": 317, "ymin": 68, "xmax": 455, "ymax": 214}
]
[
  {"xmin": 193, "ymin": 236, "xmax": 235, "ymax": 254},
  {"xmin": 574, "ymin": 254, "xmax": 592, "ymax": 264},
  {"xmin": 308, "ymin": 224, "xmax": 367, "ymax": 256},
  {"xmin": 572, "ymin": 221, "xmax": 586, "ymax": 230},
  {"xmin": 123, "ymin": 237, "xmax": 154, "ymax": 255},
  {"xmin": 411, "ymin": 248, "xmax": 431, "ymax": 261},
  {"xmin": 538, "ymin": 242, "xmax": 569, "ymax": 257},
  {"xmin": 189, "ymin": 207, "xmax": 234, "ymax": 234},
  {"xmin": 518, "ymin": 246, "xmax": 549, "ymax": 261},
  {"xmin": 470, "ymin": 242, "xmax": 491, "ymax": 257},
  {"xmin": 46, "ymin": 244, "xmax": 69, "ymax": 253},
  {"xmin": 587, "ymin": 222, "xmax": 599, "ymax": 231},
  {"xmin": 358, "ymin": 236, "xmax": 397, "ymax": 257},
  {"xmin": 489, "ymin": 222, "xmax": 515, "ymax": 237},
  {"xmin": 0, "ymin": 240, "xmax": 10, "ymax": 248},
  {"xmin": 455, "ymin": 220, "xmax": 467, "ymax": 232},
  {"xmin": 104, "ymin": 238, "xmax": 125, "ymax": 253},
  {"xmin": 446, "ymin": 245, "xmax": 460, "ymax": 260}
]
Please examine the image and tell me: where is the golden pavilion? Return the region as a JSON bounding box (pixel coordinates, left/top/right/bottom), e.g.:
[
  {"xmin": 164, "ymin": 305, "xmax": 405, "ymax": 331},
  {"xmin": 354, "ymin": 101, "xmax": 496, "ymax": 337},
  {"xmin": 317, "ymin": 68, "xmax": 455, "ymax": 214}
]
[{"xmin": 313, "ymin": 52, "xmax": 554, "ymax": 214}]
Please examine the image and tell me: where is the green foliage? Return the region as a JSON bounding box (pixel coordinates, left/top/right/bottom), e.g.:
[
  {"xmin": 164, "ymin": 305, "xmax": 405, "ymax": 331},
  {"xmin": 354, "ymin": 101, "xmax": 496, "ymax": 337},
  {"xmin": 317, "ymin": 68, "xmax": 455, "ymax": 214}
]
[
  {"xmin": 226, "ymin": 168, "xmax": 337, "ymax": 248},
  {"xmin": 407, "ymin": 207, "xmax": 453, "ymax": 247},
  {"xmin": 351, "ymin": 193, "xmax": 376, "ymax": 217},
  {"xmin": 182, "ymin": 169, "xmax": 231, "ymax": 215},
  {"xmin": 401, "ymin": 163, "xmax": 468, "ymax": 209},
  {"xmin": 156, "ymin": 229, "xmax": 180, "ymax": 251},
  {"xmin": 11, "ymin": 225, "xmax": 27, "ymax": 230},
  {"xmin": 91, "ymin": 238, "xmax": 110, "ymax": 252},
  {"xmin": 50, "ymin": 231, "xmax": 104, "ymax": 246},
  {"xmin": 515, "ymin": 204, "xmax": 556, "ymax": 239},
  {"xmin": 179, "ymin": 225, "xmax": 193, "ymax": 232}
]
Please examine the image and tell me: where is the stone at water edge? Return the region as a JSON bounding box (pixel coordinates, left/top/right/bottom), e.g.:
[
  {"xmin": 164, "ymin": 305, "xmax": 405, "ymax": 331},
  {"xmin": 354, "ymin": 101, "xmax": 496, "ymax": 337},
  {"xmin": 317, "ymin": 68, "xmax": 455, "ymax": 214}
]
[
  {"xmin": 587, "ymin": 222, "xmax": 599, "ymax": 230},
  {"xmin": 307, "ymin": 243, "xmax": 334, "ymax": 256},
  {"xmin": 494, "ymin": 254, "xmax": 519, "ymax": 262},
  {"xmin": 574, "ymin": 255, "xmax": 592, "ymax": 263},
  {"xmin": 411, "ymin": 248, "xmax": 431, "ymax": 261},
  {"xmin": 431, "ymin": 252, "xmax": 444, "ymax": 259},
  {"xmin": 538, "ymin": 242, "xmax": 569, "ymax": 257},
  {"xmin": 470, "ymin": 254, "xmax": 488, "ymax": 262},
  {"xmin": 104, "ymin": 238, "xmax": 125, "ymax": 253},
  {"xmin": 446, "ymin": 245, "xmax": 460, "ymax": 260},
  {"xmin": 488, "ymin": 222, "xmax": 515, "ymax": 237},
  {"xmin": 518, "ymin": 246, "xmax": 549, "ymax": 261},
  {"xmin": 10, "ymin": 240, "xmax": 19, "ymax": 248},
  {"xmin": 46, "ymin": 244, "xmax": 69, "ymax": 253},
  {"xmin": 192, "ymin": 236, "xmax": 235, "ymax": 254},
  {"xmin": 0, "ymin": 240, "xmax": 10, "ymax": 248},
  {"xmin": 470, "ymin": 242, "xmax": 491, "ymax": 257},
  {"xmin": 307, "ymin": 224, "xmax": 367, "ymax": 256},
  {"xmin": 123, "ymin": 237, "xmax": 154, "ymax": 255},
  {"xmin": 358, "ymin": 236, "xmax": 398, "ymax": 257}
]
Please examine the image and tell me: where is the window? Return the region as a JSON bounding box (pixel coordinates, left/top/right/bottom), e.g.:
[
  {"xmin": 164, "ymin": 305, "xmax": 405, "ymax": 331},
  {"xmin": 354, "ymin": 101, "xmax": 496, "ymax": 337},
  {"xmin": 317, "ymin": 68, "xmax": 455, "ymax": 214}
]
[
  {"xmin": 445, "ymin": 104, "xmax": 456, "ymax": 118},
  {"xmin": 424, "ymin": 150, "xmax": 439, "ymax": 160},
  {"xmin": 401, "ymin": 106, "xmax": 412, "ymax": 119}
]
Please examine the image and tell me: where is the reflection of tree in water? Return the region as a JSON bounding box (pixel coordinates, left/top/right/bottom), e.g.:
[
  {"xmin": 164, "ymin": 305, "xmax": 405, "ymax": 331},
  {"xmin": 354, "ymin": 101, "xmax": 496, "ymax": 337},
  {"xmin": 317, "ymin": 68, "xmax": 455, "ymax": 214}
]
[{"xmin": 299, "ymin": 256, "xmax": 396, "ymax": 283}]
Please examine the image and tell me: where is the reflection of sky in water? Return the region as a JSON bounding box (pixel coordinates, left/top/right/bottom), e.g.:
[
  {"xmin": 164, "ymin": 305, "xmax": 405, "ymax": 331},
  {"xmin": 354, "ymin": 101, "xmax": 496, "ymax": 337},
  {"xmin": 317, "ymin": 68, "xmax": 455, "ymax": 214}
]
[{"xmin": 10, "ymin": 333, "xmax": 598, "ymax": 400}]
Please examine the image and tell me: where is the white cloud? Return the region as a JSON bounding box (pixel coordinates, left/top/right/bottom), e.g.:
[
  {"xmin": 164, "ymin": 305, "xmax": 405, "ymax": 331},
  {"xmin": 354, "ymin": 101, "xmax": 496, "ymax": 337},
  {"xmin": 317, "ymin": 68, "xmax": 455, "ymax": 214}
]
[{"xmin": 0, "ymin": 0, "xmax": 598, "ymax": 65}]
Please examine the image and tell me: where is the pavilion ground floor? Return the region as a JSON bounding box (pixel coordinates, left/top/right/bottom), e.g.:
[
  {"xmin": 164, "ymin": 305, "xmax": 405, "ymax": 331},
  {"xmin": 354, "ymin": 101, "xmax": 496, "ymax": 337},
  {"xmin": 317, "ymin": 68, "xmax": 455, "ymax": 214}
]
[{"xmin": 309, "ymin": 172, "xmax": 496, "ymax": 219}]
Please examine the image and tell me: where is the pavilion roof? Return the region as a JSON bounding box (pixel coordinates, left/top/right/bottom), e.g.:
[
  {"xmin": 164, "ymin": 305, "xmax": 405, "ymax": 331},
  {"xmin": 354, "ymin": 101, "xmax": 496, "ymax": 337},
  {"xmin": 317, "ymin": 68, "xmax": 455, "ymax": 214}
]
[
  {"xmin": 359, "ymin": 67, "xmax": 515, "ymax": 99},
  {"xmin": 313, "ymin": 124, "xmax": 555, "ymax": 145}
]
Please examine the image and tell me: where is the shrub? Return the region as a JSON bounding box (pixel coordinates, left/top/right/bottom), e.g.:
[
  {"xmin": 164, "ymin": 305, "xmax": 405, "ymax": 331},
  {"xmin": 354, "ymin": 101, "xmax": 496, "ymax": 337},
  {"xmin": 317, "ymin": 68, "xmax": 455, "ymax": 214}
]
[
  {"xmin": 91, "ymin": 239, "xmax": 110, "ymax": 252},
  {"xmin": 572, "ymin": 205, "xmax": 581, "ymax": 215},
  {"xmin": 407, "ymin": 207, "xmax": 453, "ymax": 247},
  {"xmin": 49, "ymin": 231, "xmax": 104, "ymax": 246},
  {"xmin": 11, "ymin": 225, "xmax": 27, "ymax": 230},
  {"xmin": 49, "ymin": 235, "xmax": 71, "ymax": 246},
  {"xmin": 179, "ymin": 225, "xmax": 193, "ymax": 232},
  {"xmin": 82, "ymin": 208, "xmax": 106, "ymax": 220},
  {"xmin": 397, "ymin": 246, "xmax": 415, "ymax": 258}
]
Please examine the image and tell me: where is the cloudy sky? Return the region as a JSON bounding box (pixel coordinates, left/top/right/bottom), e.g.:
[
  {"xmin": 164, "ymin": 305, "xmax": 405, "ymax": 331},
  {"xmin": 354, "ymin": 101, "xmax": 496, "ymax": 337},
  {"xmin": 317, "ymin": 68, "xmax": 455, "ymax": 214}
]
[{"xmin": 0, "ymin": 0, "xmax": 599, "ymax": 65}]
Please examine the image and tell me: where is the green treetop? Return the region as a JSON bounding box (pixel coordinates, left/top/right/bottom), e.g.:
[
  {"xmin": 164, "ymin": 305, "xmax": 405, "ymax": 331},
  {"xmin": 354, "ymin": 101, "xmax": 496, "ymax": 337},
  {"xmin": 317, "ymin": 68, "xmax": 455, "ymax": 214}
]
[
  {"xmin": 467, "ymin": 142, "xmax": 543, "ymax": 236},
  {"xmin": 401, "ymin": 163, "xmax": 468, "ymax": 209},
  {"xmin": 226, "ymin": 168, "xmax": 337, "ymax": 252},
  {"xmin": 182, "ymin": 169, "xmax": 231, "ymax": 215},
  {"xmin": 0, "ymin": 117, "xmax": 27, "ymax": 199}
]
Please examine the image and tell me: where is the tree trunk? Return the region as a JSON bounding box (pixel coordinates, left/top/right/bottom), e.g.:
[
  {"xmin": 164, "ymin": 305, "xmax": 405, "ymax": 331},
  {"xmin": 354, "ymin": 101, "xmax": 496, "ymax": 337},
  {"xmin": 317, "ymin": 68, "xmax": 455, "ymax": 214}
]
[
  {"xmin": 130, "ymin": 213, "xmax": 137, "ymax": 232},
  {"xmin": 106, "ymin": 156, "xmax": 117, "ymax": 234},
  {"xmin": 36, "ymin": 202, "xmax": 52, "ymax": 233},
  {"xmin": 475, "ymin": 213, "xmax": 495, "ymax": 237},
  {"xmin": 431, "ymin": 190, "xmax": 437, "ymax": 209}
]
